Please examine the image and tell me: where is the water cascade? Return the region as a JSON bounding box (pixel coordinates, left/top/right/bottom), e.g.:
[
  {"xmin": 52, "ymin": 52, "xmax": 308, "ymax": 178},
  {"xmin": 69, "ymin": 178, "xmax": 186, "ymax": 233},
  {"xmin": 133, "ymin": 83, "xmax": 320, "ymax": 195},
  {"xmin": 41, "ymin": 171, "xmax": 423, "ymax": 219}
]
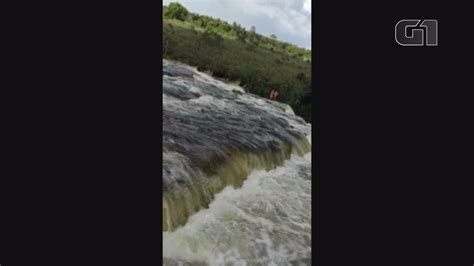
[{"xmin": 163, "ymin": 59, "xmax": 311, "ymax": 232}]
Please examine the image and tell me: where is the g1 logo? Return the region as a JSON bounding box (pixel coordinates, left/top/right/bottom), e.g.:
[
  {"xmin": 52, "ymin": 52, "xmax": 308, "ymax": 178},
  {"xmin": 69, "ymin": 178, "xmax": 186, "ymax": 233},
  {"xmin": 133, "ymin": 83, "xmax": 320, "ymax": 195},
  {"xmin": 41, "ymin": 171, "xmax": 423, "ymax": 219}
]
[{"xmin": 395, "ymin": 19, "xmax": 438, "ymax": 46}]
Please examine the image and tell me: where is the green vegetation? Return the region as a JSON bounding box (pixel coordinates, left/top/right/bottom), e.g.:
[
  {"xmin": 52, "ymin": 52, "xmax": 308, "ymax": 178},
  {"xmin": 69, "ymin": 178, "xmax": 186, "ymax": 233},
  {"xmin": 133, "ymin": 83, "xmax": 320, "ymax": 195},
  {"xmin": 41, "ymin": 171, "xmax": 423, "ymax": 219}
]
[{"xmin": 163, "ymin": 3, "xmax": 312, "ymax": 121}]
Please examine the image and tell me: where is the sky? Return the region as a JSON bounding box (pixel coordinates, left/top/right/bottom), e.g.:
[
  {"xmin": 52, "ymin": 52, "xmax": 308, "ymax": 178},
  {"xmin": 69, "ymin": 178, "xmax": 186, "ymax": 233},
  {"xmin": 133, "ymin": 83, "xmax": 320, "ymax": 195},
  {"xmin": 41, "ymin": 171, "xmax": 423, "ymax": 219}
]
[{"xmin": 163, "ymin": 0, "xmax": 312, "ymax": 49}]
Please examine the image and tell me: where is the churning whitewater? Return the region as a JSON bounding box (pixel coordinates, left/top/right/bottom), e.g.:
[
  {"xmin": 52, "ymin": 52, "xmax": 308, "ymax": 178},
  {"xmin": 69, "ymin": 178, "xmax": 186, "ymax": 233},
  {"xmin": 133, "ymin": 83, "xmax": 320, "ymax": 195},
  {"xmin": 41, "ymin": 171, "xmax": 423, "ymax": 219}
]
[
  {"xmin": 163, "ymin": 59, "xmax": 312, "ymax": 265},
  {"xmin": 163, "ymin": 151, "xmax": 311, "ymax": 265}
]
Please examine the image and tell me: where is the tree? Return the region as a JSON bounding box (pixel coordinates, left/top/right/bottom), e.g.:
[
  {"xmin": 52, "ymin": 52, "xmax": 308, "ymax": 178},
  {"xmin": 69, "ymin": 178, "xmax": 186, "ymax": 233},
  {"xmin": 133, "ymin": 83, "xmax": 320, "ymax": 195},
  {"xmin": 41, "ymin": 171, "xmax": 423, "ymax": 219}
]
[
  {"xmin": 236, "ymin": 28, "xmax": 247, "ymax": 42},
  {"xmin": 164, "ymin": 2, "xmax": 189, "ymax": 21},
  {"xmin": 270, "ymin": 34, "xmax": 277, "ymax": 40},
  {"xmin": 191, "ymin": 14, "xmax": 200, "ymax": 21}
]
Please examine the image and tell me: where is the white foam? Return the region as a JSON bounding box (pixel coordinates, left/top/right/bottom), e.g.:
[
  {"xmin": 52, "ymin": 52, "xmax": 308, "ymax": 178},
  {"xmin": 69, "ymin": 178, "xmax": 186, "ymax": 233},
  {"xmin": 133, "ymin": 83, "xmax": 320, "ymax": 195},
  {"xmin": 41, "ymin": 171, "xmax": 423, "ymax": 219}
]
[{"xmin": 163, "ymin": 153, "xmax": 312, "ymax": 265}]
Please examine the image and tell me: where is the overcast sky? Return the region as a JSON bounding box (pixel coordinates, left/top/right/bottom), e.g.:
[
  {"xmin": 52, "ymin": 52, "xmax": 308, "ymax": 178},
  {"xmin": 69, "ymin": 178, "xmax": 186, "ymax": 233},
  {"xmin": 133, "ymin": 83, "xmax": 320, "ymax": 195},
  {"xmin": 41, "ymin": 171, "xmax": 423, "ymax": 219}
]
[{"xmin": 163, "ymin": 0, "xmax": 311, "ymax": 49}]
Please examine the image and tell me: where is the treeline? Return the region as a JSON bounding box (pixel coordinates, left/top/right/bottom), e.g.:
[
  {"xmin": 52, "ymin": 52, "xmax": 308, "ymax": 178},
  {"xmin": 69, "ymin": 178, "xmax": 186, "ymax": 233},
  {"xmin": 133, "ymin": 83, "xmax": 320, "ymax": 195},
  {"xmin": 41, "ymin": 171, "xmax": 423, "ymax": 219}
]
[
  {"xmin": 163, "ymin": 3, "xmax": 312, "ymax": 122},
  {"xmin": 164, "ymin": 3, "xmax": 311, "ymax": 62}
]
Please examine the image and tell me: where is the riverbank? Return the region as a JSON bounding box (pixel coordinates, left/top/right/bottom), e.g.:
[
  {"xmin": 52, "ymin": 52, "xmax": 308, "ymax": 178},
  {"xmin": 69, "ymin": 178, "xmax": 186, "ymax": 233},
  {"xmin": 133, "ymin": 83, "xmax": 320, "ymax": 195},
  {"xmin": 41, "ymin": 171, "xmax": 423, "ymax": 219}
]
[{"xmin": 163, "ymin": 8, "xmax": 312, "ymax": 122}]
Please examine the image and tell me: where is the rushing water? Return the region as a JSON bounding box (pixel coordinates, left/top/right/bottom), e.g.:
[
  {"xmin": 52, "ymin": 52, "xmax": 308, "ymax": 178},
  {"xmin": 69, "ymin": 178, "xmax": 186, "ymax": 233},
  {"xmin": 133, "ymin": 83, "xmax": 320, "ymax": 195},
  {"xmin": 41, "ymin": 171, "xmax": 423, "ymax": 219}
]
[
  {"xmin": 163, "ymin": 59, "xmax": 312, "ymax": 265},
  {"xmin": 163, "ymin": 151, "xmax": 311, "ymax": 265}
]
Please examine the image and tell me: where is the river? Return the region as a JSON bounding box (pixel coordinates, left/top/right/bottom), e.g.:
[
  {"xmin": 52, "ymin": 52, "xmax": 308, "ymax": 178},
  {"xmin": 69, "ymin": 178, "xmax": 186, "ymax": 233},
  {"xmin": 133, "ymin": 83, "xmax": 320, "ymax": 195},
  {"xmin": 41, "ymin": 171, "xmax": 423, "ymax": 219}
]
[{"xmin": 163, "ymin": 59, "xmax": 312, "ymax": 265}]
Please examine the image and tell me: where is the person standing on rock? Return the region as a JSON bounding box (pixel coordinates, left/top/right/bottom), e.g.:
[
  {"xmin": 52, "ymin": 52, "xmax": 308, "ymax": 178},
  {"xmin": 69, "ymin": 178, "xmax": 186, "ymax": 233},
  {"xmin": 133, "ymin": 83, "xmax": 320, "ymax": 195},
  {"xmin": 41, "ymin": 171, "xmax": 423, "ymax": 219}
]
[{"xmin": 269, "ymin": 89, "xmax": 279, "ymax": 101}]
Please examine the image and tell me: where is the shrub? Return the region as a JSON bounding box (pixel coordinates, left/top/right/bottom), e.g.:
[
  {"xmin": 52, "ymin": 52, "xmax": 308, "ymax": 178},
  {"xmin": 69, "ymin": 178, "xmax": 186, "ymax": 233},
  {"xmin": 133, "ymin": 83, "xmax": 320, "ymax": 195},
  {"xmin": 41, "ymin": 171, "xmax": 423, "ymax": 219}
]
[{"xmin": 164, "ymin": 2, "xmax": 189, "ymax": 21}]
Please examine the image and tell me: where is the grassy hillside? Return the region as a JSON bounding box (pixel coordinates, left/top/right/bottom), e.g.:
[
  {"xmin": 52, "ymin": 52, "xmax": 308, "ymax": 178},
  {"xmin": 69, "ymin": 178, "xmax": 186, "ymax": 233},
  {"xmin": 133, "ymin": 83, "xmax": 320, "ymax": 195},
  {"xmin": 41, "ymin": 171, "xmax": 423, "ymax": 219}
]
[{"xmin": 163, "ymin": 3, "xmax": 312, "ymax": 122}]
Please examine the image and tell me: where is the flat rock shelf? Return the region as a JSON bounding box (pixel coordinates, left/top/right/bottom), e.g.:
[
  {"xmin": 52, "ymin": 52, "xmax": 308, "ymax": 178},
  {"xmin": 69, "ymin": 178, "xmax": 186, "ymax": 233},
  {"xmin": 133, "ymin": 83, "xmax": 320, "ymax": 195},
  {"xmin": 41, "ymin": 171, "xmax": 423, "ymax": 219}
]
[{"xmin": 162, "ymin": 59, "xmax": 311, "ymax": 232}]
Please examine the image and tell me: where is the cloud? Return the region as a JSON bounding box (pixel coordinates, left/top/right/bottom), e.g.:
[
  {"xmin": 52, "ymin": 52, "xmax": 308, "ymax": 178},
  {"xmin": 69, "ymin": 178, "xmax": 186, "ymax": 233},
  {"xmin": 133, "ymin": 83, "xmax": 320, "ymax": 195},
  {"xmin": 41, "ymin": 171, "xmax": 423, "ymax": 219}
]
[
  {"xmin": 222, "ymin": 0, "xmax": 311, "ymax": 35},
  {"xmin": 303, "ymin": 0, "xmax": 311, "ymax": 13},
  {"xmin": 163, "ymin": 0, "xmax": 312, "ymax": 49}
]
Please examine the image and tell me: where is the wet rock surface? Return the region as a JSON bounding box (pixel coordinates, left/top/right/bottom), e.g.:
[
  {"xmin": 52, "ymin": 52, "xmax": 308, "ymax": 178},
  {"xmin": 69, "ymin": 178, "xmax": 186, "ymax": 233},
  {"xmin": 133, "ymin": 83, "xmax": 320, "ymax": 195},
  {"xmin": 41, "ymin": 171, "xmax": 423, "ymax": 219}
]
[{"xmin": 163, "ymin": 59, "xmax": 311, "ymax": 231}]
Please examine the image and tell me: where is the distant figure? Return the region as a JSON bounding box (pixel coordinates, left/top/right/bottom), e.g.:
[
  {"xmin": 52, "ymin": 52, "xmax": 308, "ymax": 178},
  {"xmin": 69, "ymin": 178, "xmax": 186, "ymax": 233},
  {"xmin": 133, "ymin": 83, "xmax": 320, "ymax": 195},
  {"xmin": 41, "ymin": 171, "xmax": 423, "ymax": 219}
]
[{"xmin": 269, "ymin": 89, "xmax": 279, "ymax": 101}]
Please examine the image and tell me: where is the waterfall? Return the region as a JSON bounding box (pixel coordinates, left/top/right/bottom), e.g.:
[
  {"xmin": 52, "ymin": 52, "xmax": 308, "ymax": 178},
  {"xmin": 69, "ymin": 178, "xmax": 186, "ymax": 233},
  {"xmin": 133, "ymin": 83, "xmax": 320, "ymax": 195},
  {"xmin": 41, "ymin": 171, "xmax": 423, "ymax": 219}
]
[{"xmin": 163, "ymin": 59, "xmax": 311, "ymax": 232}]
